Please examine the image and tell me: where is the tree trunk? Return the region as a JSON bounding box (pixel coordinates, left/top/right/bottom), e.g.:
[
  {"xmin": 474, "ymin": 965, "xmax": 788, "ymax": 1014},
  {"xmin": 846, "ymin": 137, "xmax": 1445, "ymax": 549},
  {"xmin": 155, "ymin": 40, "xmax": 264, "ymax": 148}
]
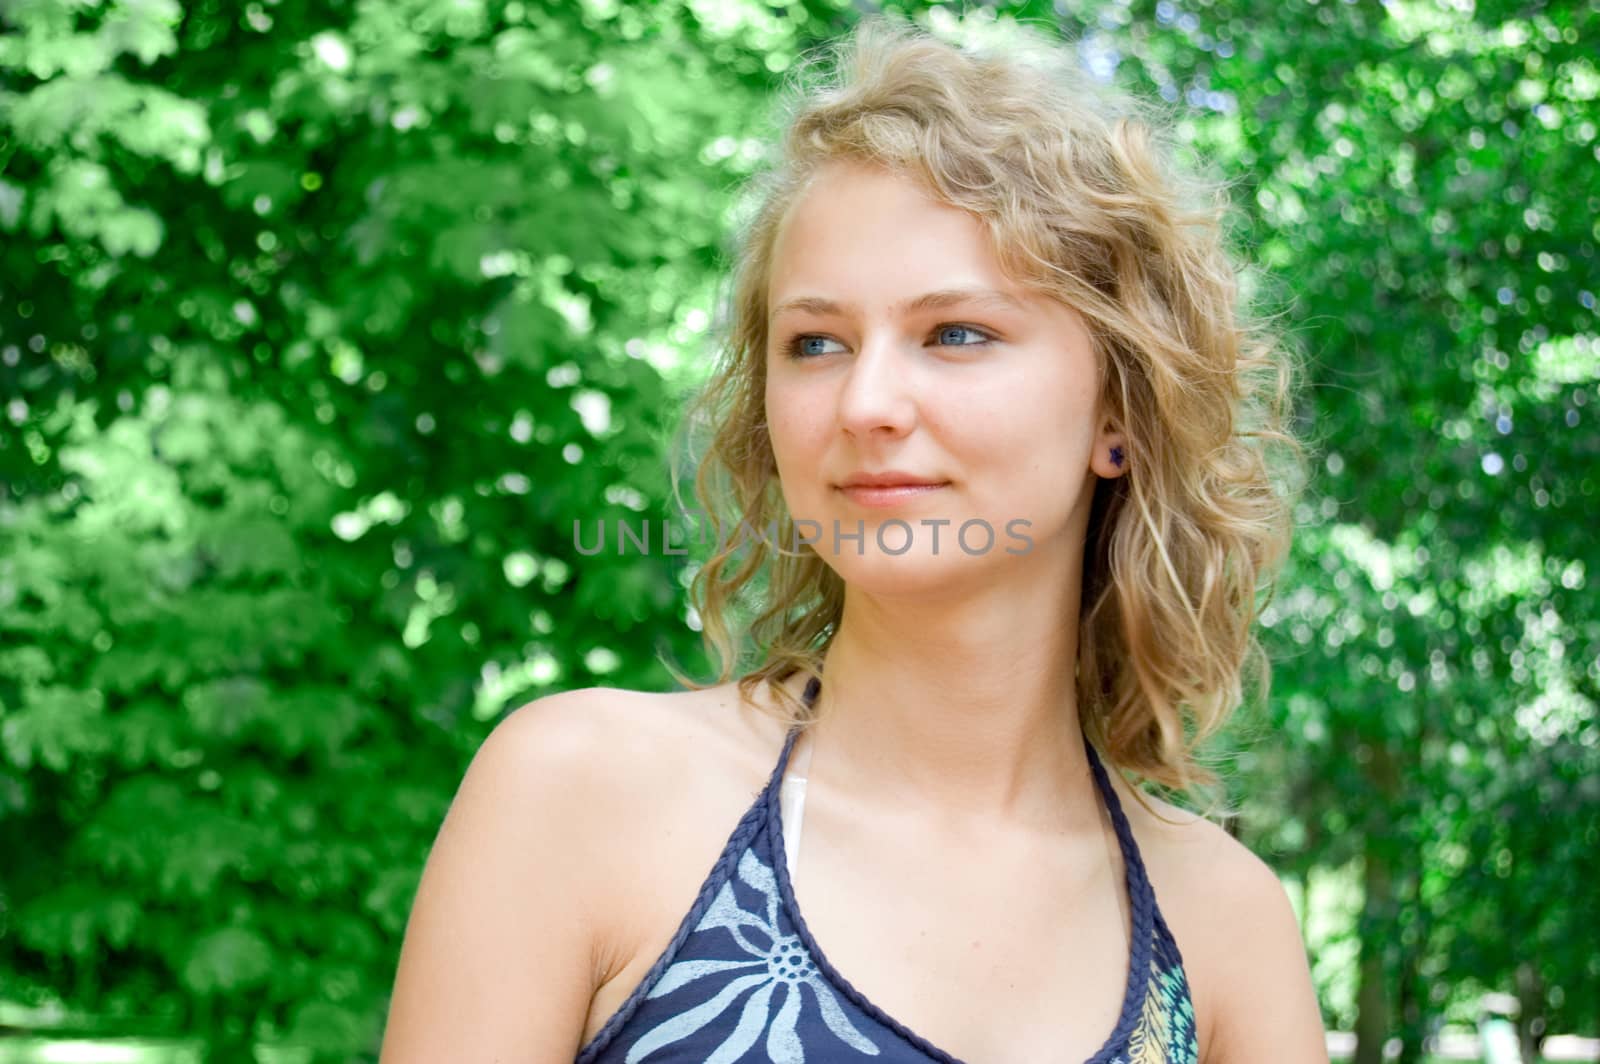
[
  {"xmin": 1396, "ymin": 906, "xmax": 1424, "ymax": 1064},
  {"xmin": 1354, "ymin": 838, "xmax": 1393, "ymax": 1064},
  {"xmin": 1515, "ymin": 962, "xmax": 1545, "ymax": 1064},
  {"xmin": 1354, "ymin": 739, "xmax": 1404, "ymax": 1064}
]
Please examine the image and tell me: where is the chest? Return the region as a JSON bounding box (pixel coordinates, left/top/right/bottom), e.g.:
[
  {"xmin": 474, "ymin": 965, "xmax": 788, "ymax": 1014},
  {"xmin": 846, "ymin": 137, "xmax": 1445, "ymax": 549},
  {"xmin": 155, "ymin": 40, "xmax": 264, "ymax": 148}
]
[
  {"xmin": 777, "ymin": 794, "xmax": 1138, "ymax": 1064},
  {"xmin": 582, "ymin": 794, "xmax": 1164, "ymax": 1064}
]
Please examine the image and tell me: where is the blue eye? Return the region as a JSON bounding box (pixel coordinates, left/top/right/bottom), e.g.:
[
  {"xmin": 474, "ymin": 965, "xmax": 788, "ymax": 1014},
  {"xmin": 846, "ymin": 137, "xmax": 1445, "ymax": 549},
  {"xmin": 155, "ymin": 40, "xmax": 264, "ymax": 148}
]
[
  {"xmin": 781, "ymin": 324, "xmax": 994, "ymax": 360},
  {"xmin": 934, "ymin": 324, "xmax": 992, "ymax": 347},
  {"xmin": 786, "ymin": 335, "xmax": 845, "ymax": 359}
]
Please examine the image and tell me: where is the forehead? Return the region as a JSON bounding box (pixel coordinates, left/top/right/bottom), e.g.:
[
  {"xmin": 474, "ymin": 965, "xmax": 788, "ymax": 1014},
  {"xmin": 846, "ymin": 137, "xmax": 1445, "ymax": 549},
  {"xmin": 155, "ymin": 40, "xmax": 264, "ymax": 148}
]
[{"xmin": 767, "ymin": 160, "xmax": 1016, "ymax": 306}]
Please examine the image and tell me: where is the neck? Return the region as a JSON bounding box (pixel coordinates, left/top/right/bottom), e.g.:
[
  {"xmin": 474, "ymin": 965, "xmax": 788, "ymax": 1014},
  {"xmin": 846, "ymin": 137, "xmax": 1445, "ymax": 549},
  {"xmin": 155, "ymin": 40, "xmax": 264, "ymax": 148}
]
[{"xmin": 800, "ymin": 549, "xmax": 1101, "ymax": 835}]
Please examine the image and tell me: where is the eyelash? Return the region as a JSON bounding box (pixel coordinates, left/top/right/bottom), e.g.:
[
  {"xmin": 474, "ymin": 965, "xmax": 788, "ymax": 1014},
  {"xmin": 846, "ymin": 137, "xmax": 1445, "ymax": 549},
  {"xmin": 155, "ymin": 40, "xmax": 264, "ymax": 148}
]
[{"xmin": 780, "ymin": 323, "xmax": 996, "ymax": 361}]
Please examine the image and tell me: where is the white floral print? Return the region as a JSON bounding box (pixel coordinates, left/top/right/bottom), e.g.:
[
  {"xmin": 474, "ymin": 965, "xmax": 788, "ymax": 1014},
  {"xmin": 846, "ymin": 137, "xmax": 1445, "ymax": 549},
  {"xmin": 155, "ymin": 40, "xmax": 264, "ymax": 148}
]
[{"xmin": 625, "ymin": 849, "xmax": 881, "ymax": 1063}]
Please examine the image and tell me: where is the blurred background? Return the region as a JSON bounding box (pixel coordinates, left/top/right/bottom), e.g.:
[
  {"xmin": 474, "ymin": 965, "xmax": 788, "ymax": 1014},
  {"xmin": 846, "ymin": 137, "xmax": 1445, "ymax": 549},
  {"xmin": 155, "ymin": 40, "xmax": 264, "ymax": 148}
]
[{"xmin": 0, "ymin": 0, "xmax": 1595, "ymax": 1061}]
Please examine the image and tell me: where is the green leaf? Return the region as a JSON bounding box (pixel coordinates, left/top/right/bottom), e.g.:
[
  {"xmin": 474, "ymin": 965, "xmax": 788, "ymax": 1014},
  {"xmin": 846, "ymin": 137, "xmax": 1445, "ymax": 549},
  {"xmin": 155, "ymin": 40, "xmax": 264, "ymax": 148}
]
[
  {"xmin": 0, "ymin": 686, "xmax": 108, "ymax": 770},
  {"xmin": 286, "ymin": 1000, "xmax": 378, "ymax": 1054},
  {"xmin": 183, "ymin": 926, "xmax": 275, "ymax": 994}
]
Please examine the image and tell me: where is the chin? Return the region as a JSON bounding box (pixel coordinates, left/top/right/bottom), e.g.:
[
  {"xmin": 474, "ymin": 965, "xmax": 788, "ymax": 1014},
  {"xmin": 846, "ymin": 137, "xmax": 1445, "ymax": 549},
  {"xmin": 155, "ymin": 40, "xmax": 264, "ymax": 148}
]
[{"xmin": 821, "ymin": 545, "xmax": 1001, "ymax": 593}]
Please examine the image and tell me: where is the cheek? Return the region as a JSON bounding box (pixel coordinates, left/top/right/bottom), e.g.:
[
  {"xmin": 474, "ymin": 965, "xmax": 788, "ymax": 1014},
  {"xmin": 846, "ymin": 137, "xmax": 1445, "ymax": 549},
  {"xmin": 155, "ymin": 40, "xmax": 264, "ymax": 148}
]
[
  {"xmin": 954, "ymin": 375, "xmax": 1092, "ymax": 450},
  {"xmin": 763, "ymin": 391, "xmax": 820, "ymax": 475},
  {"xmin": 950, "ymin": 384, "xmax": 1097, "ymax": 497}
]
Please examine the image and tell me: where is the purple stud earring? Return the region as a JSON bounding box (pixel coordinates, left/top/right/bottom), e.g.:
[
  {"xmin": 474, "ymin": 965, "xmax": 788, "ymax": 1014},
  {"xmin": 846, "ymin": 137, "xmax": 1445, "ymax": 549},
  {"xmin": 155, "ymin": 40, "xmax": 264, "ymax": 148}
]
[{"xmin": 1110, "ymin": 445, "xmax": 1125, "ymax": 468}]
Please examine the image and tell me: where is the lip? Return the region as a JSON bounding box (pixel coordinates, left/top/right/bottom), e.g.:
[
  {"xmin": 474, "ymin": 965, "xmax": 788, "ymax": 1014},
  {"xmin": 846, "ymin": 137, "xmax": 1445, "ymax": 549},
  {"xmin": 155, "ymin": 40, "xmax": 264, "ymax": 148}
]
[
  {"xmin": 836, "ymin": 481, "xmax": 950, "ymax": 508},
  {"xmin": 837, "ymin": 471, "xmax": 946, "ymax": 489}
]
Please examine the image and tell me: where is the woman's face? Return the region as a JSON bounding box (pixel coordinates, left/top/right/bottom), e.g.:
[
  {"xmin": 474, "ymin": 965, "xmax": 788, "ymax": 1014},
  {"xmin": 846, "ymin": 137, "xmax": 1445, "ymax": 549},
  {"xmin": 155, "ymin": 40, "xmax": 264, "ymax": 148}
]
[{"xmin": 763, "ymin": 159, "xmax": 1125, "ymax": 592}]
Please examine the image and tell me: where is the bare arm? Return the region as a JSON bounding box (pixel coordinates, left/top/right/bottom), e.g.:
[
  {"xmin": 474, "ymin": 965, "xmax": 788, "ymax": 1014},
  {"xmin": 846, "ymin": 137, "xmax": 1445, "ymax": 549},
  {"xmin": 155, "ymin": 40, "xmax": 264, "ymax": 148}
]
[
  {"xmin": 1203, "ymin": 852, "xmax": 1329, "ymax": 1064},
  {"xmin": 379, "ymin": 689, "xmax": 618, "ymax": 1062}
]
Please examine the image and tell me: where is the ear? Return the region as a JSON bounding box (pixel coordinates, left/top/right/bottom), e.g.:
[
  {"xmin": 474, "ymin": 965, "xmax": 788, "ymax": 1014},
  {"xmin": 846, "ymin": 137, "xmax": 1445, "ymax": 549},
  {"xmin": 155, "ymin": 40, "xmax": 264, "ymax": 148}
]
[{"xmin": 1088, "ymin": 421, "xmax": 1129, "ymax": 480}]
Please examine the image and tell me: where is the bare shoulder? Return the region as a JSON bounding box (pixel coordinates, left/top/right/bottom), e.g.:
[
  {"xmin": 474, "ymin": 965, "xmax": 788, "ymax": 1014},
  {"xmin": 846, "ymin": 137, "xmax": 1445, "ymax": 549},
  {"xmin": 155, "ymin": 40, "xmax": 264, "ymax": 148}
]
[
  {"xmin": 1112, "ymin": 785, "xmax": 1329, "ymax": 1064},
  {"xmin": 493, "ymin": 684, "xmax": 691, "ymax": 795},
  {"xmin": 381, "ymin": 682, "xmax": 783, "ymax": 1060},
  {"xmin": 502, "ymin": 679, "xmax": 790, "ymax": 795},
  {"xmin": 495, "ymin": 679, "xmax": 782, "ymax": 789},
  {"xmin": 491, "ymin": 680, "xmax": 786, "ymax": 872},
  {"xmin": 472, "ymin": 685, "xmax": 676, "ymax": 854},
  {"xmin": 380, "ymin": 686, "xmax": 655, "ymax": 1059}
]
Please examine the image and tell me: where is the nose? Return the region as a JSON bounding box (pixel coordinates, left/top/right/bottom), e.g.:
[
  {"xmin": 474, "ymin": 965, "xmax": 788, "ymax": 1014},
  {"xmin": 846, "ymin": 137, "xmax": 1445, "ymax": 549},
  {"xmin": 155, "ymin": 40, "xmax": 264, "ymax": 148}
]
[{"xmin": 835, "ymin": 329, "xmax": 918, "ymax": 440}]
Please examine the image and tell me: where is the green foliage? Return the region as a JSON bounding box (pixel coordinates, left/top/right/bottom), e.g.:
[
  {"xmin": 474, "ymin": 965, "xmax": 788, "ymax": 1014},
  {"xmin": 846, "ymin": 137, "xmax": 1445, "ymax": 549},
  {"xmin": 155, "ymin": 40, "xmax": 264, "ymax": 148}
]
[
  {"xmin": 1071, "ymin": 0, "xmax": 1599, "ymax": 1052},
  {"xmin": 0, "ymin": 0, "xmax": 861, "ymax": 1055},
  {"xmin": 0, "ymin": 0, "xmax": 1595, "ymax": 1059}
]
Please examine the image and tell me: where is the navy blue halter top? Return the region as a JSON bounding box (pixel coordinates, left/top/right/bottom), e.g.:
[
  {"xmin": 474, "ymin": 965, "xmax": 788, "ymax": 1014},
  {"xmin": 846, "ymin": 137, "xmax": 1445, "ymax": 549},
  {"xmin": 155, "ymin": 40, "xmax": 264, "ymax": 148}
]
[{"xmin": 576, "ymin": 676, "xmax": 1199, "ymax": 1063}]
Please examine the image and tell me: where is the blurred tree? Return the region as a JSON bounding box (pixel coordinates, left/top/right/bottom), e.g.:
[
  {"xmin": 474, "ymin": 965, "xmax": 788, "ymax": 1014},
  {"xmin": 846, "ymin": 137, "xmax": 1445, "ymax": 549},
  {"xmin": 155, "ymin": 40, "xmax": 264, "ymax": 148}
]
[
  {"xmin": 1088, "ymin": 0, "xmax": 1600, "ymax": 1058},
  {"xmin": 1, "ymin": 0, "xmax": 1595, "ymax": 1058},
  {"xmin": 0, "ymin": 0, "xmax": 861, "ymax": 1056}
]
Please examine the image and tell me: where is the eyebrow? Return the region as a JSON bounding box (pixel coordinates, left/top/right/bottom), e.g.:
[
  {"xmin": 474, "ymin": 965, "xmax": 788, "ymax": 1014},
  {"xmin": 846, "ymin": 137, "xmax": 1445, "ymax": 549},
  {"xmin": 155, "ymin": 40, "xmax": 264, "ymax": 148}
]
[{"xmin": 768, "ymin": 286, "xmax": 1028, "ymax": 325}]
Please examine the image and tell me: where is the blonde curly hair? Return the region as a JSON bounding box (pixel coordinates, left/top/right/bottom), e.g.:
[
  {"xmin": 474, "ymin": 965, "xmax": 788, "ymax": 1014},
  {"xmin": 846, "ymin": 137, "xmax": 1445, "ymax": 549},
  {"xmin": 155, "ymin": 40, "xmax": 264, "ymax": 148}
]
[{"xmin": 664, "ymin": 13, "xmax": 1302, "ymax": 803}]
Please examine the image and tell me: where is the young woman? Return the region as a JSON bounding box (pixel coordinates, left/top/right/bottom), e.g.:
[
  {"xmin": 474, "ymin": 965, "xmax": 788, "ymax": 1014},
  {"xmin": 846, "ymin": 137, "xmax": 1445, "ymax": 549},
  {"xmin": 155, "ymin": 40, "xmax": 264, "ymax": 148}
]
[{"xmin": 381, "ymin": 15, "xmax": 1326, "ymax": 1063}]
